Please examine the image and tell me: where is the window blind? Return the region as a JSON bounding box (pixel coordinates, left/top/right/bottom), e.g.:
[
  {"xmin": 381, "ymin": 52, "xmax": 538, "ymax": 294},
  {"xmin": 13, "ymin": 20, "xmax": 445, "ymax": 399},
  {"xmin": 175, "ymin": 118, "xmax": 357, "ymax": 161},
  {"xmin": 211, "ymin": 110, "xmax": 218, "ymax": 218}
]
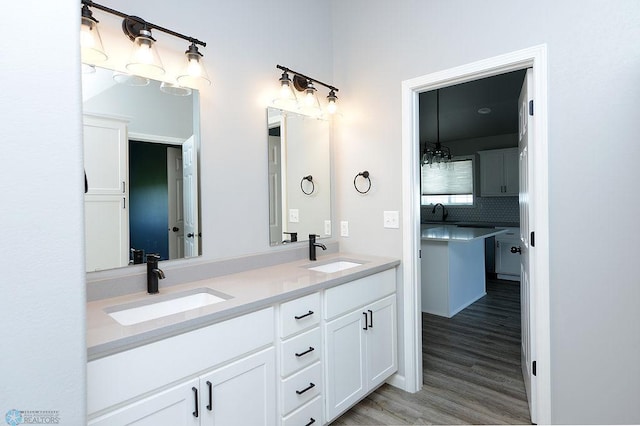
[{"xmin": 422, "ymin": 159, "xmax": 473, "ymax": 195}]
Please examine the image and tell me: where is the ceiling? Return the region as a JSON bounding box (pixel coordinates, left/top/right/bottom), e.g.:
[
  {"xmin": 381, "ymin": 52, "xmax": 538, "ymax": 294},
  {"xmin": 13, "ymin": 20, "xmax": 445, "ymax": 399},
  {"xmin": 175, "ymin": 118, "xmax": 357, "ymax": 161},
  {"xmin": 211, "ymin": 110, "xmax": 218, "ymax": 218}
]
[{"xmin": 419, "ymin": 69, "xmax": 526, "ymax": 144}]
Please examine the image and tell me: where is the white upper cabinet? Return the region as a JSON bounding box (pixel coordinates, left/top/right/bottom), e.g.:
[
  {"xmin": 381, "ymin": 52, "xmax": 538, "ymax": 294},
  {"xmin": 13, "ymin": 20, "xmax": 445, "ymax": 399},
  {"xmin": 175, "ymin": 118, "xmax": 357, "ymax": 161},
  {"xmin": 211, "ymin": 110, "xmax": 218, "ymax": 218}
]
[{"xmin": 478, "ymin": 148, "xmax": 519, "ymax": 197}]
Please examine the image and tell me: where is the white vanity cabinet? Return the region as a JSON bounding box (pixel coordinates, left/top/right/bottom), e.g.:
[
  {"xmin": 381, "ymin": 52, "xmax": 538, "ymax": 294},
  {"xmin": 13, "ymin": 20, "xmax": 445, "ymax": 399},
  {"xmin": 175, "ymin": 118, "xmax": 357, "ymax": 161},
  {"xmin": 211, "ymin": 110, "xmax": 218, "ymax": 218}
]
[
  {"xmin": 88, "ymin": 308, "xmax": 276, "ymax": 426},
  {"xmin": 278, "ymin": 292, "xmax": 323, "ymax": 426},
  {"xmin": 478, "ymin": 148, "xmax": 519, "ymax": 196},
  {"xmin": 495, "ymin": 227, "xmax": 521, "ymax": 281},
  {"xmin": 323, "ymin": 269, "xmax": 397, "ymax": 422}
]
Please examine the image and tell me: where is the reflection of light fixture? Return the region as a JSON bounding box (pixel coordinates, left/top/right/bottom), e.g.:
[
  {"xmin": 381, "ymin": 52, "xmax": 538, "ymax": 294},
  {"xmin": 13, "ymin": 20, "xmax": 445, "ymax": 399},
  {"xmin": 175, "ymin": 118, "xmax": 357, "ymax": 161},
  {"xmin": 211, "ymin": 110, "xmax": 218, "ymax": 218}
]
[
  {"xmin": 79, "ymin": 1, "xmax": 210, "ymax": 88},
  {"xmin": 113, "ymin": 70, "xmax": 150, "ymax": 86},
  {"xmin": 273, "ymin": 65, "xmax": 339, "ymax": 117},
  {"xmin": 177, "ymin": 42, "xmax": 211, "ymax": 88},
  {"xmin": 273, "ymin": 71, "xmax": 298, "ymax": 110},
  {"xmin": 80, "ymin": 4, "xmax": 108, "ymax": 64},
  {"xmin": 160, "ymin": 81, "xmax": 192, "ymax": 96},
  {"xmin": 478, "ymin": 107, "xmax": 492, "ymax": 114},
  {"xmin": 422, "ymin": 89, "xmax": 452, "ymax": 167},
  {"xmin": 123, "ymin": 18, "xmax": 165, "ymax": 77}
]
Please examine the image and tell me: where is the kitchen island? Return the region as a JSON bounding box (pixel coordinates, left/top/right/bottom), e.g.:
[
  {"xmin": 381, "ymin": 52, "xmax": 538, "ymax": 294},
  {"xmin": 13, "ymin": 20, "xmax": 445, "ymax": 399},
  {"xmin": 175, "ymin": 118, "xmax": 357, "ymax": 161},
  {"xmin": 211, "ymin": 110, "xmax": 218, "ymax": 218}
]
[{"xmin": 421, "ymin": 225, "xmax": 507, "ymax": 317}]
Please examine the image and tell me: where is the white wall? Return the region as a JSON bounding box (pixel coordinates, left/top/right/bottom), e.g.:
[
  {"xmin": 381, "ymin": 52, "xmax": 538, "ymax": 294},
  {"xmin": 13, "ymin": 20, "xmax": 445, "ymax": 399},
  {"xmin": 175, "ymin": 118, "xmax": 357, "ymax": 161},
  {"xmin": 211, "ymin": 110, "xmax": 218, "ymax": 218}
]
[
  {"xmin": 0, "ymin": 2, "xmax": 86, "ymax": 424},
  {"xmin": 330, "ymin": 0, "xmax": 640, "ymax": 423}
]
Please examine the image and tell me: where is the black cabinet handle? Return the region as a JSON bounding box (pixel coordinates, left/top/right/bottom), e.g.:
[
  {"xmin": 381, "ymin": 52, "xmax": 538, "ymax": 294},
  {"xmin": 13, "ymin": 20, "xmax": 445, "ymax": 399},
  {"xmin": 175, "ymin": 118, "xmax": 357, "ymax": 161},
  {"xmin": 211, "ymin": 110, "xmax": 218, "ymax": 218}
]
[
  {"xmin": 368, "ymin": 309, "xmax": 373, "ymax": 328},
  {"xmin": 510, "ymin": 246, "xmax": 522, "ymax": 254},
  {"xmin": 362, "ymin": 312, "xmax": 368, "ymax": 330},
  {"xmin": 295, "ymin": 346, "xmax": 315, "ymax": 357},
  {"xmin": 305, "ymin": 418, "xmax": 316, "ymax": 426},
  {"xmin": 172, "ymin": 226, "xmax": 180, "ymax": 232},
  {"xmin": 187, "ymin": 232, "xmax": 195, "ymax": 238},
  {"xmin": 294, "ymin": 310, "xmax": 314, "ymax": 320},
  {"xmin": 206, "ymin": 380, "xmax": 212, "ymax": 411},
  {"xmin": 192, "ymin": 387, "xmax": 199, "ymax": 418},
  {"xmin": 295, "ymin": 382, "xmax": 316, "ymax": 395}
]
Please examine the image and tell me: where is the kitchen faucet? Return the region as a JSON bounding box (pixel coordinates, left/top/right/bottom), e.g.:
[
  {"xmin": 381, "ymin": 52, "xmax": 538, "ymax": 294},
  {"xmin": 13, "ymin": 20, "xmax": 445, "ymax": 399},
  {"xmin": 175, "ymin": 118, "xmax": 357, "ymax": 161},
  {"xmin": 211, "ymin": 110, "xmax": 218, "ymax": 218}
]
[
  {"xmin": 309, "ymin": 234, "xmax": 327, "ymax": 261},
  {"xmin": 146, "ymin": 253, "xmax": 165, "ymax": 294},
  {"xmin": 432, "ymin": 203, "xmax": 449, "ymax": 222}
]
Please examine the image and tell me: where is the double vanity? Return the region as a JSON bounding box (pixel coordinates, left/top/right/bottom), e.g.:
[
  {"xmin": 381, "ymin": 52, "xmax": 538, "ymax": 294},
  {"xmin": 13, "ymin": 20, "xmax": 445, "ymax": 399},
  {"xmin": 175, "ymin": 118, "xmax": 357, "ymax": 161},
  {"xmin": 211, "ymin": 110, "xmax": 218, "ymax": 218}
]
[
  {"xmin": 421, "ymin": 224, "xmax": 509, "ymax": 318},
  {"xmin": 87, "ymin": 252, "xmax": 399, "ymax": 425}
]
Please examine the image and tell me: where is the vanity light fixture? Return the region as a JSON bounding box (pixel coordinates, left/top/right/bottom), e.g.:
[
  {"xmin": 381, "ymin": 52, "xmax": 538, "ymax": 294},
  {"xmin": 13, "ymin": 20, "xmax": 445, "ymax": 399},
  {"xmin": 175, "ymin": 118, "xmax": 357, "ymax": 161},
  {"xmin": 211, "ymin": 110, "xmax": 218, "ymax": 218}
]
[
  {"xmin": 80, "ymin": 3, "xmax": 108, "ymax": 64},
  {"xmin": 274, "ymin": 65, "xmax": 339, "ymax": 117},
  {"xmin": 79, "ymin": 0, "xmax": 209, "ymax": 87},
  {"xmin": 422, "ymin": 89, "xmax": 452, "ymax": 167}
]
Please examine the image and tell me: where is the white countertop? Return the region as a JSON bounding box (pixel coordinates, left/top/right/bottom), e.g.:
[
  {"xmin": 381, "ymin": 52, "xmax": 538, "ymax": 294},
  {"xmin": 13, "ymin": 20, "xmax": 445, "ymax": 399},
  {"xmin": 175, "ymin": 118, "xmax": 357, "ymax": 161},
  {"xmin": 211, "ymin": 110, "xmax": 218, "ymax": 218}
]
[
  {"xmin": 421, "ymin": 225, "xmax": 508, "ymax": 242},
  {"xmin": 87, "ymin": 252, "xmax": 399, "ymax": 360}
]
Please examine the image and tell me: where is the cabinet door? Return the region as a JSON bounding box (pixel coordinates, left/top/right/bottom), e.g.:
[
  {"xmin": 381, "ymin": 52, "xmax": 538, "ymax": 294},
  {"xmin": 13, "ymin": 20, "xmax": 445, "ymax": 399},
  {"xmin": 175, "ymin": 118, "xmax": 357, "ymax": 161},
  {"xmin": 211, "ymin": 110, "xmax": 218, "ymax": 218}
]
[
  {"xmin": 365, "ymin": 295, "xmax": 397, "ymax": 389},
  {"xmin": 324, "ymin": 309, "xmax": 366, "ymax": 422},
  {"xmin": 88, "ymin": 378, "xmax": 199, "ymax": 426},
  {"xmin": 200, "ymin": 347, "xmax": 276, "ymax": 426},
  {"xmin": 495, "ymin": 238, "xmax": 521, "ymax": 277},
  {"xmin": 479, "ymin": 151, "xmax": 505, "ymax": 196},
  {"xmin": 503, "ymin": 148, "xmax": 519, "ymax": 195}
]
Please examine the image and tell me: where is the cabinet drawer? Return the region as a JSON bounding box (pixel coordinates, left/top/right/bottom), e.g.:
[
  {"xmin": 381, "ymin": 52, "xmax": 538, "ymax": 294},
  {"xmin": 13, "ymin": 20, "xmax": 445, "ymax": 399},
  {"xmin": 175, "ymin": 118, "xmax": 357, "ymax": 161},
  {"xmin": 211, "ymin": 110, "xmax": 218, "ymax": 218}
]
[
  {"xmin": 282, "ymin": 396, "xmax": 322, "ymax": 426},
  {"xmin": 281, "ymin": 327, "xmax": 321, "ymax": 377},
  {"xmin": 280, "ymin": 293, "xmax": 320, "ymax": 338},
  {"xmin": 324, "ymin": 269, "xmax": 395, "ymax": 320},
  {"xmin": 281, "ymin": 362, "xmax": 322, "ymax": 415}
]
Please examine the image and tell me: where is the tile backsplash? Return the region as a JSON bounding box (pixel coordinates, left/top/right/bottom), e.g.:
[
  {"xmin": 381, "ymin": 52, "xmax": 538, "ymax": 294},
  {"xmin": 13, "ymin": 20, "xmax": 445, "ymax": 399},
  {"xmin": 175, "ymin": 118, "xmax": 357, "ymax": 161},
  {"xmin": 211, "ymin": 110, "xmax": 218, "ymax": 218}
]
[{"xmin": 421, "ymin": 196, "xmax": 519, "ymax": 224}]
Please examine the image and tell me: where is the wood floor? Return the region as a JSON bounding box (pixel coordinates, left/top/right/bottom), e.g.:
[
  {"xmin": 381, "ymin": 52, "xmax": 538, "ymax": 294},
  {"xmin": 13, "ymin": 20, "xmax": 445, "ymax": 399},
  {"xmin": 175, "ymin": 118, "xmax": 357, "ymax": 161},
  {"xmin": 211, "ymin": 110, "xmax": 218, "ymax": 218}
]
[{"xmin": 332, "ymin": 279, "xmax": 531, "ymax": 425}]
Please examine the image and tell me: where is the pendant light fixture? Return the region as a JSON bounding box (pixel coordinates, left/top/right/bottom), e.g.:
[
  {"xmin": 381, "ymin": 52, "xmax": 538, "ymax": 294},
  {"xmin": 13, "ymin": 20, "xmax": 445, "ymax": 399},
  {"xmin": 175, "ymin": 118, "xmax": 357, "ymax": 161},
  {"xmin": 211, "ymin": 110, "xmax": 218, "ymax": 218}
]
[
  {"xmin": 124, "ymin": 17, "xmax": 165, "ymax": 77},
  {"xmin": 177, "ymin": 42, "xmax": 211, "ymax": 88},
  {"xmin": 273, "ymin": 65, "xmax": 339, "ymax": 117},
  {"xmin": 422, "ymin": 89, "xmax": 452, "ymax": 167},
  {"xmin": 80, "ymin": 4, "xmax": 108, "ymax": 64}
]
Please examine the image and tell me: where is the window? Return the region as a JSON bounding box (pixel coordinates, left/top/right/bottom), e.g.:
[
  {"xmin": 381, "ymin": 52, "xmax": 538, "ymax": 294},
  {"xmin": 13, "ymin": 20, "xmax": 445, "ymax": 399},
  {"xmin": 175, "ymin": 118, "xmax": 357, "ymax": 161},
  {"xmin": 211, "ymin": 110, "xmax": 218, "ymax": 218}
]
[{"xmin": 421, "ymin": 156, "xmax": 474, "ymax": 206}]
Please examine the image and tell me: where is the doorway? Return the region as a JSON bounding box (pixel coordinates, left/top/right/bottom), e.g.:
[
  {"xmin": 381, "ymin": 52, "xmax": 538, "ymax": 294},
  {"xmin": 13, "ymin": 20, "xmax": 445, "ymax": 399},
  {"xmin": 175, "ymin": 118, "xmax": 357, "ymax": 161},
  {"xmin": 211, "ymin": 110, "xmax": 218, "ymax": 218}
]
[{"xmin": 400, "ymin": 45, "xmax": 550, "ymax": 424}]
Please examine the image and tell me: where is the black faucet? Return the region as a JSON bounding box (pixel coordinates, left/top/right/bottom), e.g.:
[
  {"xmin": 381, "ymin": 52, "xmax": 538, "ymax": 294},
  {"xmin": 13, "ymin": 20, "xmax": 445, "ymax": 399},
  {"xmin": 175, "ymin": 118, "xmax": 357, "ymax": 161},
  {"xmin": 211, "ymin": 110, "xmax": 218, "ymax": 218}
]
[
  {"xmin": 432, "ymin": 203, "xmax": 449, "ymax": 221},
  {"xmin": 309, "ymin": 234, "xmax": 327, "ymax": 261},
  {"xmin": 146, "ymin": 253, "xmax": 165, "ymax": 294}
]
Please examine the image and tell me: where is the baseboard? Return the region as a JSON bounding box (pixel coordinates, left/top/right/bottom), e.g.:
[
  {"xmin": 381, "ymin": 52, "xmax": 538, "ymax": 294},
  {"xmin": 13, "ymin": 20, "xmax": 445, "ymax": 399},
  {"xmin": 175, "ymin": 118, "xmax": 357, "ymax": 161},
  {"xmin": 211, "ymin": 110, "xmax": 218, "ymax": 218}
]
[
  {"xmin": 497, "ymin": 273, "xmax": 520, "ymax": 282},
  {"xmin": 449, "ymin": 291, "xmax": 486, "ymax": 317},
  {"xmin": 386, "ymin": 372, "xmax": 406, "ymax": 391}
]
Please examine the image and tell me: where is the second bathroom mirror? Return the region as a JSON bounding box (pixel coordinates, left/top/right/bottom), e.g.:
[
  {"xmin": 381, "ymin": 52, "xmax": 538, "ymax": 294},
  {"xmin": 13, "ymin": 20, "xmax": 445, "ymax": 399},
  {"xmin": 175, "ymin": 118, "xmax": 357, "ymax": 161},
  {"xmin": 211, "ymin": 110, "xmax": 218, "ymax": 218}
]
[{"xmin": 267, "ymin": 108, "xmax": 331, "ymax": 245}]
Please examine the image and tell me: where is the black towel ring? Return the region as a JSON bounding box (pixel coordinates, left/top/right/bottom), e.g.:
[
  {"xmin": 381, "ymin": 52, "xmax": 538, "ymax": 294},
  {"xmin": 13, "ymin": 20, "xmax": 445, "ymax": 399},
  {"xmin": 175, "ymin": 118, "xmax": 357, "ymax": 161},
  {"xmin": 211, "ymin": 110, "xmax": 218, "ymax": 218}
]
[
  {"xmin": 354, "ymin": 170, "xmax": 371, "ymax": 194},
  {"xmin": 300, "ymin": 175, "xmax": 315, "ymax": 195}
]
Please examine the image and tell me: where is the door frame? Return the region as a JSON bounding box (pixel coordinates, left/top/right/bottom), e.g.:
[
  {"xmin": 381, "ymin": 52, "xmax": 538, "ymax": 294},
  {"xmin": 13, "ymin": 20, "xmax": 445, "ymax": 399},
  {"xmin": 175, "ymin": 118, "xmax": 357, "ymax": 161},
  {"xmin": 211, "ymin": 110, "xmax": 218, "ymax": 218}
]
[{"xmin": 400, "ymin": 44, "xmax": 550, "ymax": 423}]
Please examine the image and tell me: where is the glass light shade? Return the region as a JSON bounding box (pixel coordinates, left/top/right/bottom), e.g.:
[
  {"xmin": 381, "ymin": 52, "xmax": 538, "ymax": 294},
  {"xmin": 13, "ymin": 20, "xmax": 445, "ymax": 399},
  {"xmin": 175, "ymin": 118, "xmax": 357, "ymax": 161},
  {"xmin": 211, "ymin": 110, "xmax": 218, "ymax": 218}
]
[
  {"xmin": 126, "ymin": 31, "xmax": 165, "ymax": 77},
  {"xmin": 299, "ymin": 83, "xmax": 322, "ymax": 116},
  {"xmin": 113, "ymin": 71, "xmax": 150, "ymax": 86},
  {"xmin": 326, "ymin": 91, "xmax": 338, "ymax": 114},
  {"xmin": 160, "ymin": 81, "xmax": 192, "ymax": 96},
  {"xmin": 273, "ymin": 74, "xmax": 298, "ymax": 110},
  {"xmin": 177, "ymin": 53, "xmax": 211, "ymax": 88},
  {"xmin": 80, "ymin": 16, "xmax": 108, "ymax": 64}
]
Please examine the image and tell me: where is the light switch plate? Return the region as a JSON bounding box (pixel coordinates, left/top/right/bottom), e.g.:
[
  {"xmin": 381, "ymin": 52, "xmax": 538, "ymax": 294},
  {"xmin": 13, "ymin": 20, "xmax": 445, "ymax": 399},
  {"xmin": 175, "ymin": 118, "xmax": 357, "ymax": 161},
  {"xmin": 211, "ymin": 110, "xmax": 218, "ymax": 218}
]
[
  {"xmin": 289, "ymin": 209, "xmax": 299, "ymax": 223},
  {"xmin": 324, "ymin": 220, "xmax": 331, "ymax": 235},
  {"xmin": 340, "ymin": 221, "xmax": 349, "ymax": 237},
  {"xmin": 383, "ymin": 211, "xmax": 399, "ymax": 229}
]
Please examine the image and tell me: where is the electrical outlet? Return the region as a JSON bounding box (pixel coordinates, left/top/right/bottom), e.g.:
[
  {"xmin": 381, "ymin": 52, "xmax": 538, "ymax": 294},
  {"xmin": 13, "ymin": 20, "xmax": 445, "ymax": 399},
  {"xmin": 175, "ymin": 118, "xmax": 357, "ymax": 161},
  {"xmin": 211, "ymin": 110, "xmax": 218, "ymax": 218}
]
[
  {"xmin": 289, "ymin": 209, "xmax": 299, "ymax": 223},
  {"xmin": 340, "ymin": 221, "xmax": 349, "ymax": 237},
  {"xmin": 383, "ymin": 211, "xmax": 399, "ymax": 229},
  {"xmin": 324, "ymin": 220, "xmax": 331, "ymax": 235}
]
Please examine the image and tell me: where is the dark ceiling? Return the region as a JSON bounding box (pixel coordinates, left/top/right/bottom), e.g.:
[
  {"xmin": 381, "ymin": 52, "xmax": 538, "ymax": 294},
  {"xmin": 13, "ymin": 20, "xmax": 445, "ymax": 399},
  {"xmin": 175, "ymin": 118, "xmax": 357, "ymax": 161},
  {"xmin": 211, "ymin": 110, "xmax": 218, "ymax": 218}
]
[{"xmin": 419, "ymin": 69, "xmax": 526, "ymax": 144}]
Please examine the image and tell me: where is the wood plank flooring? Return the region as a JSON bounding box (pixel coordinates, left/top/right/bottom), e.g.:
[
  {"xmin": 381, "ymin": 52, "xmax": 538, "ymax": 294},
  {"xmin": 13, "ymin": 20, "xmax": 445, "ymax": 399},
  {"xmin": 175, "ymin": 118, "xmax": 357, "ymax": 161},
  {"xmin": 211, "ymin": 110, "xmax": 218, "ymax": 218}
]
[{"xmin": 332, "ymin": 279, "xmax": 532, "ymax": 425}]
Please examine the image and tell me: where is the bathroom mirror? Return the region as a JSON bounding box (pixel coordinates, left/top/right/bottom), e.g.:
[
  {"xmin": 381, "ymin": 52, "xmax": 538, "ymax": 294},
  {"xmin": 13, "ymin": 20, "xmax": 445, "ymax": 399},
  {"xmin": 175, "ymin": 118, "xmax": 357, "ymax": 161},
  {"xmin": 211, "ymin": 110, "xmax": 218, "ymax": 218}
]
[
  {"xmin": 267, "ymin": 107, "xmax": 331, "ymax": 246},
  {"xmin": 82, "ymin": 66, "xmax": 201, "ymax": 272}
]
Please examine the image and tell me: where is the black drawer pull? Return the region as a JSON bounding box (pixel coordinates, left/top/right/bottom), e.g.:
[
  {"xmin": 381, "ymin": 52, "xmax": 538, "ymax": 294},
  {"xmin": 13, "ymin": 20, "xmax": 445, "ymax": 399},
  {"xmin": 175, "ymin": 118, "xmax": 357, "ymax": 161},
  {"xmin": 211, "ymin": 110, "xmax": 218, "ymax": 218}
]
[
  {"xmin": 192, "ymin": 387, "xmax": 199, "ymax": 418},
  {"xmin": 295, "ymin": 382, "xmax": 316, "ymax": 395},
  {"xmin": 294, "ymin": 310, "xmax": 314, "ymax": 320},
  {"xmin": 362, "ymin": 312, "xmax": 368, "ymax": 330},
  {"xmin": 295, "ymin": 346, "xmax": 315, "ymax": 357},
  {"xmin": 368, "ymin": 309, "xmax": 373, "ymax": 328},
  {"xmin": 206, "ymin": 380, "xmax": 212, "ymax": 411},
  {"xmin": 305, "ymin": 418, "xmax": 316, "ymax": 426}
]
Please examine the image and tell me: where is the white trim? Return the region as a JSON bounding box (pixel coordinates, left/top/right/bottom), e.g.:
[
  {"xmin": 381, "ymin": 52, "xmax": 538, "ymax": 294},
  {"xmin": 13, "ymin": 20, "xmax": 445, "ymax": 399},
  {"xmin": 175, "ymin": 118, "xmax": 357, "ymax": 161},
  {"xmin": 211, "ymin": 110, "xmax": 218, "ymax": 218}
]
[
  {"xmin": 401, "ymin": 44, "xmax": 550, "ymax": 424},
  {"xmin": 128, "ymin": 132, "xmax": 186, "ymax": 145}
]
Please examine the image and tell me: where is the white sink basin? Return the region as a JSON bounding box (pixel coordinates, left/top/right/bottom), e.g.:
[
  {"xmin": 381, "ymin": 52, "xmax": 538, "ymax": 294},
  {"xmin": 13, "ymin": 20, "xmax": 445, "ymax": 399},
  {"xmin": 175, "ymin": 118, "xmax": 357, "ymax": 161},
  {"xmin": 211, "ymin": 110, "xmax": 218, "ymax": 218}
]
[
  {"xmin": 107, "ymin": 289, "xmax": 230, "ymax": 326},
  {"xmin": 308, "ymin": 260, "xmax": 362, "ymax": 273}
]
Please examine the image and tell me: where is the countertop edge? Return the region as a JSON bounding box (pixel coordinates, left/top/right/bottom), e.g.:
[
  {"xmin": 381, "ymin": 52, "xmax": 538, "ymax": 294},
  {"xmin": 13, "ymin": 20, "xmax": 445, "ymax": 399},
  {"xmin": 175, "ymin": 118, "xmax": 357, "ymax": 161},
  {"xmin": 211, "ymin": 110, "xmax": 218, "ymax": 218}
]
[{"xmin": 87, "ymin": 256, "xmax": 400, "ymax": 361}]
